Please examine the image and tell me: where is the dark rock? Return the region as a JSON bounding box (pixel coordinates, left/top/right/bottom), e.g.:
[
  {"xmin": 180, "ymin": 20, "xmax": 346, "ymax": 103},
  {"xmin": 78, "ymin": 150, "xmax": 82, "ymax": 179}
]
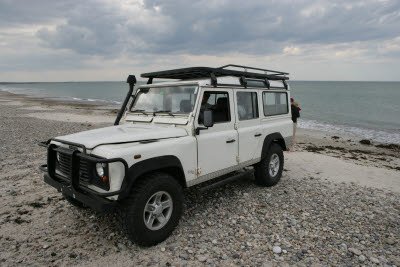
[
  {"xmin": 14, "ymin": 217, "xmax": 30, "ymax": 224},
  {"xmin": 28, "ymin": 201, "xmax": 46, "ymax": 208},
  {"xmin": 359, "ymin": 140, "xmax": 371, "ymax": 145},
  {"xmin": 69, "ymin": 253, "xmax": 77, "ymax": 258},
  {"xmin": 8, "ymin": 190, "xmax": 18, "ymax": 196}
]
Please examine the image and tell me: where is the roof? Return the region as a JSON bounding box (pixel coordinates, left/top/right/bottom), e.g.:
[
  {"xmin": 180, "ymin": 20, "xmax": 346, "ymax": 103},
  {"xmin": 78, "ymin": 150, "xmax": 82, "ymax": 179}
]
[{"xmin": 141, "ymin": 64, "xmax": 289, "ymax": 81}]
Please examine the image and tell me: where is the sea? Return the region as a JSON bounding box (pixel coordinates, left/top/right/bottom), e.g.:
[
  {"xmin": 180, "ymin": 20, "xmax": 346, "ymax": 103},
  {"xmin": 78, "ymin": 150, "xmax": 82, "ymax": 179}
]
[{"xmin": 1, "ymin": 81, "xmax": 399, "ymax": 144}]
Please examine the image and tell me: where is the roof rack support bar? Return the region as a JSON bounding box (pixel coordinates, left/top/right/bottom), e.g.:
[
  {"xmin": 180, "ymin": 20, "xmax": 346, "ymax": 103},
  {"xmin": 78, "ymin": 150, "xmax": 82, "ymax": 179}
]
[
  {"xmin": 114, "ymin": 75, "xmax": 136, "ymax": 126},
  {"xmin": 240, "ymin": 76, "xmax": 247, "ymax": 88},
  {"xmin": 283, "ymin": 80, "xmax": 288, "ymax": 90},
  {"xmin": 210, "ymin": 73, "xmax": 217, "ymax": 87},
  {"xmin": 264, "ymin": 79, "xmax": 270, "ymax": 89},
  {"xmin": 147, "ymin": 77, "xmax": 153, "ymax": 84}
]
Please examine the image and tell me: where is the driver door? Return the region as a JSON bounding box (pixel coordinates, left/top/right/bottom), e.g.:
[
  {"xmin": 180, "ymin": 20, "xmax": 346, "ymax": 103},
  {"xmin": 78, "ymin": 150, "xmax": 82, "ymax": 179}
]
[{"xmin": 195, "ymin": 89, "xmax": 238, "ymax": 180}]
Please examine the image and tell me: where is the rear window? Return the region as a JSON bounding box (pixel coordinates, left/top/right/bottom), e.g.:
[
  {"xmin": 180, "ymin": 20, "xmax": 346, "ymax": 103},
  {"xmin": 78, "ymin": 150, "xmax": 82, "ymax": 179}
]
[
  {"xmin": 262, "ymin": 92, "xmax": 288, "ymax": 116},
  {"xmin": 236, "ymin": 92, "xmax": 259, "ymax": 120}
]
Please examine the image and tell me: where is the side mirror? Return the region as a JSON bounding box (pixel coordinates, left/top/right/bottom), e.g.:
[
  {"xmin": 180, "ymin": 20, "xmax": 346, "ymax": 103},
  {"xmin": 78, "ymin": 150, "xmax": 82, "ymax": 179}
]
[{"xmin": 203, "ymin": 110, "xmax": 214, "ymax": 128}]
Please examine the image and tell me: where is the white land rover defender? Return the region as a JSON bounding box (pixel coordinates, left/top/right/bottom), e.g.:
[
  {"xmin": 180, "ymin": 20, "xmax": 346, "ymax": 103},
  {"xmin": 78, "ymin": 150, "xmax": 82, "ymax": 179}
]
[{"xmin": 39, "ymin": 65, "xmax": 292, "ymax": 246}]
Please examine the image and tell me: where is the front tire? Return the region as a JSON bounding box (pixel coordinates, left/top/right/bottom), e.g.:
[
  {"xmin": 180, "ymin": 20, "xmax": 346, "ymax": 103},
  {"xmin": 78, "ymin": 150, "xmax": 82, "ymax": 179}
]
[
  {"xmin": 254, "ymin": 143, "xmax": 284, "ymax": 186},
  {"xmin": 118, "ymin": 172, "xmax": 183, "ymax": 247}
]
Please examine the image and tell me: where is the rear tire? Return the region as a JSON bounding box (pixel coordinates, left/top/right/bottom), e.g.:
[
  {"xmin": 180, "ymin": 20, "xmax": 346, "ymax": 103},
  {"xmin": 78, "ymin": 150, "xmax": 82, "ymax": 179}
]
[
  {"xmin": 254, "ymin": 143, "xmax": 284, "ymax": 186},
  {"xmin": 118, "ymin": 172, "xmax": 183, "ymax": 247}
]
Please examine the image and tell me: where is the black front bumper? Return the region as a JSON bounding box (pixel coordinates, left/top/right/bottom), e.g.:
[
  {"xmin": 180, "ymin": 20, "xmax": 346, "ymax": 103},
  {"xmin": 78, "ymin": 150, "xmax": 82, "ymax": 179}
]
[
  {"xmin": 39, "ymin": 139, "xmax": 129, "ymax": 213},
  {"xmin": 44, "ymin": 173, "xmax": 118, "ymax": 212}
]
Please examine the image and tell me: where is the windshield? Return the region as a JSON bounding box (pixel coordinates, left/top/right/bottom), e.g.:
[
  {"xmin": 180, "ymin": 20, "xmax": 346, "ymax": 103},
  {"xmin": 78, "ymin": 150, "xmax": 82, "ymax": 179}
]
[{"xmin": 130, "ymin": 85, "xmax": 198, "ymax": 114}]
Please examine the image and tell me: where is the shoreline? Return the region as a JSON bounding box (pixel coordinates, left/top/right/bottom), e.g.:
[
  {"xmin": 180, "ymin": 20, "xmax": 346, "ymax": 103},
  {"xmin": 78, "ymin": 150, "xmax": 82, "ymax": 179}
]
[
  {"xmin": 1, "ymin": 90, "xmax": 399, "ymax": 146},
  {"xmin": 2, "ymin": 88, "xmax": 400, "ymax": 145}
]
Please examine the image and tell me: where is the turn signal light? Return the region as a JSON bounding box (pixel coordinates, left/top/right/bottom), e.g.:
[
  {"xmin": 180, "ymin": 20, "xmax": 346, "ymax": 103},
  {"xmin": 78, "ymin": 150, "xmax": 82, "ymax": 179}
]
[{"xmin": 102, "ymin": 176, "xmax": 108, "ymax": 183}]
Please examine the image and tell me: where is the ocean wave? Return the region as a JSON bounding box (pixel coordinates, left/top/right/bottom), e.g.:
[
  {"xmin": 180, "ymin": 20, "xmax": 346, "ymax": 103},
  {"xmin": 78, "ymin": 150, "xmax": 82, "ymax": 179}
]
[
  {"xmin": 83, "ymin": 98, "xmax": 121, "ymax": 104},
  {"xmin": 0, "ymin": 85, "xmax": 121, "ymax": 106},
  {"xmin": 0, "ymin": 85, "xmax": 42, "ymax": 94},
  {"xmin": 299, "ymin": 119, "xmax": 400, "ymax": 145}
]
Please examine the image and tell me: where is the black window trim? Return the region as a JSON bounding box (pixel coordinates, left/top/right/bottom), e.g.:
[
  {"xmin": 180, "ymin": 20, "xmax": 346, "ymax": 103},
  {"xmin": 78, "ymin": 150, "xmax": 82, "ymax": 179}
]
[
  {"xmin": 262, "ymin": 91, "xmax": 289, "ymax": 117},
  {"xmin": 236, "ymin": 91, "xmax": 259, "ymax": 121},
  {"xmin": 199, "ymin": 90, "xmax": 231, "ymax": 125}
]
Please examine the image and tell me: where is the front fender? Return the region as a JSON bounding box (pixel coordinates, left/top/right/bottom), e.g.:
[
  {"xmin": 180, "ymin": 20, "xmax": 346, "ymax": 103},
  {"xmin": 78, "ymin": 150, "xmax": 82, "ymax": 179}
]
[{"xmin": 118, "ymin": 155, "xmax": 186, "ymax": 200}]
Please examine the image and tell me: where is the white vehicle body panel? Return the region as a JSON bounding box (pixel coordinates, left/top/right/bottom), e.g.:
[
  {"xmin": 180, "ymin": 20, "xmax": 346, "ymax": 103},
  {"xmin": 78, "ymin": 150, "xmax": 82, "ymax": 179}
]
[
  {"xmin": 57, "ymin": 124, "xmax": 188, "ymax": 149},
  {"xmin": 49, "ymin": 76, "xmax": 292, "ymax": 197},
  {"xmin": 90, "ymin": 136, "xmax": 197, "ymax": 199},
  {"xmin": 234, "ymin": 89, "xmax": 263, "ymax": 163}
]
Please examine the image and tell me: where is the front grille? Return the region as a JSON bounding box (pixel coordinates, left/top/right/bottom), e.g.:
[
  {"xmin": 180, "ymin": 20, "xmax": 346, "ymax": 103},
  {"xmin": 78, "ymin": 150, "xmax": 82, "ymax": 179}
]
[
  {"xmin": 53, "ymin": 149, "xmax": 109, "ymax": 191},
  {"xmin": 79, "ymin": 159, "xmax": 91, "ymax": 183},
  {"xmin": 58, "ymin": 153, "xmax": 72, "ymax": 177},
  {"xmin": 57, "ymin": 153, "xmax": 91, "ymax": 183}
]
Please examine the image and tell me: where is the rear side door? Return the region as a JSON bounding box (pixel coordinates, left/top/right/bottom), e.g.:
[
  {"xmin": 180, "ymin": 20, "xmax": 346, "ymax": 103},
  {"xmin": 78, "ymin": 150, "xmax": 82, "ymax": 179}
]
[
  {"xmin": 234, "ymin": 90, "xmax": 262, "ymax": 163},
  {"xmin": 195, "ymin": 89, "xmax": 238, "ymax": 179},
  {"xmin": 259, "ymin": 91, "xmax": 292, "ymax": 150}
]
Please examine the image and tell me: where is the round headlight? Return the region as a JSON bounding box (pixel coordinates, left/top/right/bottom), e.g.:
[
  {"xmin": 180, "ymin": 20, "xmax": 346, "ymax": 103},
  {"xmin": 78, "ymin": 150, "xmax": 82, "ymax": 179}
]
[{"xmin": 96, "ymin": 163, "xmax": 105, "ymax": 177}]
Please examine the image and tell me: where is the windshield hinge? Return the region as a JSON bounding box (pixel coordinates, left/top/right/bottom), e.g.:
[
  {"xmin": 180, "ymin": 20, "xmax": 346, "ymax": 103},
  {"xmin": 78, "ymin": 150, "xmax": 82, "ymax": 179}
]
[
  {"xmin": 236, "ymin": 156, "xmax": 240, "ymax": 163},
  {"xmin": 234, "ymin": 123, "xmax": 238, "ymax": 130}
]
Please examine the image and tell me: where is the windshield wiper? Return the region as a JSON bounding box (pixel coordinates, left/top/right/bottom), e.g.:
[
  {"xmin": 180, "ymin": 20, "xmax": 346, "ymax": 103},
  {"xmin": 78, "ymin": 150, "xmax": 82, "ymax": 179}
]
[
  {"xmin": 153, "ymin": 110, "xmax": 175, "ymax": 116},
  {"xmin": 130, "ymin": 109, "xmax": 147, "ymax": 115}
]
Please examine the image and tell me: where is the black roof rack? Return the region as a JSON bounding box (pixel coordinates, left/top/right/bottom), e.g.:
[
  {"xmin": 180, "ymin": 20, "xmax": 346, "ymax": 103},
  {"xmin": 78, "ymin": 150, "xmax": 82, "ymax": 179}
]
[
  {"xmin": 141, "ymin": 64, "xmax": 289, "ymax": 89},
  {"xmin": 141, "ymin": 65, "xmax": 288, "ymax": 81},
  {"xmin": 219, "ymin": 64, "xmax": 289, "ymax": 76}
]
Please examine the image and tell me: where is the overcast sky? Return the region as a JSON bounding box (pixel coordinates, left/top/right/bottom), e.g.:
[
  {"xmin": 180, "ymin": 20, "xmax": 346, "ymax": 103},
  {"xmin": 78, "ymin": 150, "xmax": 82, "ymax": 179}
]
[{"xmin": 1, "ymin": 0, "xmax": 399, "ymax": 82}]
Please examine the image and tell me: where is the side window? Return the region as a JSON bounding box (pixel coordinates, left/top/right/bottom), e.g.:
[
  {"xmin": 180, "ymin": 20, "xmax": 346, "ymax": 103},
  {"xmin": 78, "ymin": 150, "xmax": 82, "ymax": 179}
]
[
  {"xmin": 262, "ymin": 92, "xmax": 288, "ymax": 116},
  {"xmin": 198, "ymin": 91, "xmax": 230, "ymax": 124},
  {"xmin": 236, "ymin": 92, "xmax": 259, "ymax": 121}
]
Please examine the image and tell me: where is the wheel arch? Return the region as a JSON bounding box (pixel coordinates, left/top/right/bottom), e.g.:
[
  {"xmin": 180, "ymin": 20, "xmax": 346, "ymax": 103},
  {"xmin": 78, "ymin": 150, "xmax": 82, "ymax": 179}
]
[
  {"xmin": 119, "ymin": 155, "xmax": 186, "ymax": 200},
  {"xmin": 260, "ymin": 132, "xmax": 287, "ymax": 159}
]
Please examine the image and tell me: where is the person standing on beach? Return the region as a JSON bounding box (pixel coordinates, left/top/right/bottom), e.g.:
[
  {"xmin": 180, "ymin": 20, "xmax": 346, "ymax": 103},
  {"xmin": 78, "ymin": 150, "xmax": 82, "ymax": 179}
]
[{"xmin": 290, "ymin": 98, "xmax": 301, "ymax": 151}]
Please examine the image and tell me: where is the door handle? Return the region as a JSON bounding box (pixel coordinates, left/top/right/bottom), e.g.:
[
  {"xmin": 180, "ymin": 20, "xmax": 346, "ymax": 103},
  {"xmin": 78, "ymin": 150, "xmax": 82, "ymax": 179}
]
[
  {"xmin": 226, "ymin": 139, "xmax": 236, "ymax": 143},
  {"xmin": 254, "ymin": 133, "xmax": 262, "ymax": 137}
]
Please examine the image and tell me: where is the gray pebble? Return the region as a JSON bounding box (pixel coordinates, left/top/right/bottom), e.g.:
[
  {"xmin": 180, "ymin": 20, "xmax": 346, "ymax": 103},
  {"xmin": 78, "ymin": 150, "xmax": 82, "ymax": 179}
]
[{"xmin": 273, "ymin": 246, "xmax": 282, "ymax": 254}]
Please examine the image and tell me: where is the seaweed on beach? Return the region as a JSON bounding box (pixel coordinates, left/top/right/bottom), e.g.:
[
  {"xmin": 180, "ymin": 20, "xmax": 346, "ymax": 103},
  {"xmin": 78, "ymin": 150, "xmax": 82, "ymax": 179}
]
[
  {"xmin": 324, "ymin": 146, "xmax": 347, "ymax": 151},
  {"xmin": 304, "ymin": 146, "xmax": 325, "ymax": 152},
  {"xmin": 384, "ymin": 165, "xmax": 400, "ymax": 171},
  {"xmin": 376, "ymin": 143, "xmax": 400, "ymax": 151}
]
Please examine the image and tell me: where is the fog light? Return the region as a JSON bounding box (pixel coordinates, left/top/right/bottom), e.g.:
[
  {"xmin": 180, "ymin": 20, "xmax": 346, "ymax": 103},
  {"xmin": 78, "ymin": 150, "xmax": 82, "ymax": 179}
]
[{"xmin": 96, "ymin": 163, "xmax": 105, "ymax": 177}]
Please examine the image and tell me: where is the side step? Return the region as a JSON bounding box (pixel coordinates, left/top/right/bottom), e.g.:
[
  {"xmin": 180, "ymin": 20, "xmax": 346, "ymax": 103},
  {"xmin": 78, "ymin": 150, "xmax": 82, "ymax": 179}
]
[{"xmin": 198, "ymin": 169, "xmax": 254, "ymax": 192}]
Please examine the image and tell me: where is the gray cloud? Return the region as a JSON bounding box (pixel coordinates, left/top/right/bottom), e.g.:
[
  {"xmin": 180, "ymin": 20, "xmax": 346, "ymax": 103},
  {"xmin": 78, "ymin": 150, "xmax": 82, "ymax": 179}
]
[
  {"xmin": 0, "ymin": 0, "xmax": 75, "ymax": 28},
  {"xmin": 21, "ymin": 0, "xmax": 399, "ymax": 56},
  {"xmin": 1, "ymin": 0, "xmax": 400, "ymax": 81}
]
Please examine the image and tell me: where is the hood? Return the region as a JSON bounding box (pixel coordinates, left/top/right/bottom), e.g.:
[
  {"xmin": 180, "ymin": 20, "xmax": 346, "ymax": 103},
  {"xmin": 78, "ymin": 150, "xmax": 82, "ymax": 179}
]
[{"xmin": 55, "ymin": 124, "xmax": 188, "ymax": 149}]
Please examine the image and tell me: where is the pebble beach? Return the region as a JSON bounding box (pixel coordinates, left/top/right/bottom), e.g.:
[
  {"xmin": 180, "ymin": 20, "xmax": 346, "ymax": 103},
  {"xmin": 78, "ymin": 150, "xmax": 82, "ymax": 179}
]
[{"xmin": 0, "ymin": 91, "xmax": 399, "ymax": 266}]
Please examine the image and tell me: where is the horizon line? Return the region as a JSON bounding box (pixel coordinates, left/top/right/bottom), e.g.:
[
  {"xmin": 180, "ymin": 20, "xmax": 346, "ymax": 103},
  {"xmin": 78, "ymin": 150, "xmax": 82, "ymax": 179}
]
[{"xmin": 1, "ymin": 80, "xmax": 400, "ymax": 84}]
